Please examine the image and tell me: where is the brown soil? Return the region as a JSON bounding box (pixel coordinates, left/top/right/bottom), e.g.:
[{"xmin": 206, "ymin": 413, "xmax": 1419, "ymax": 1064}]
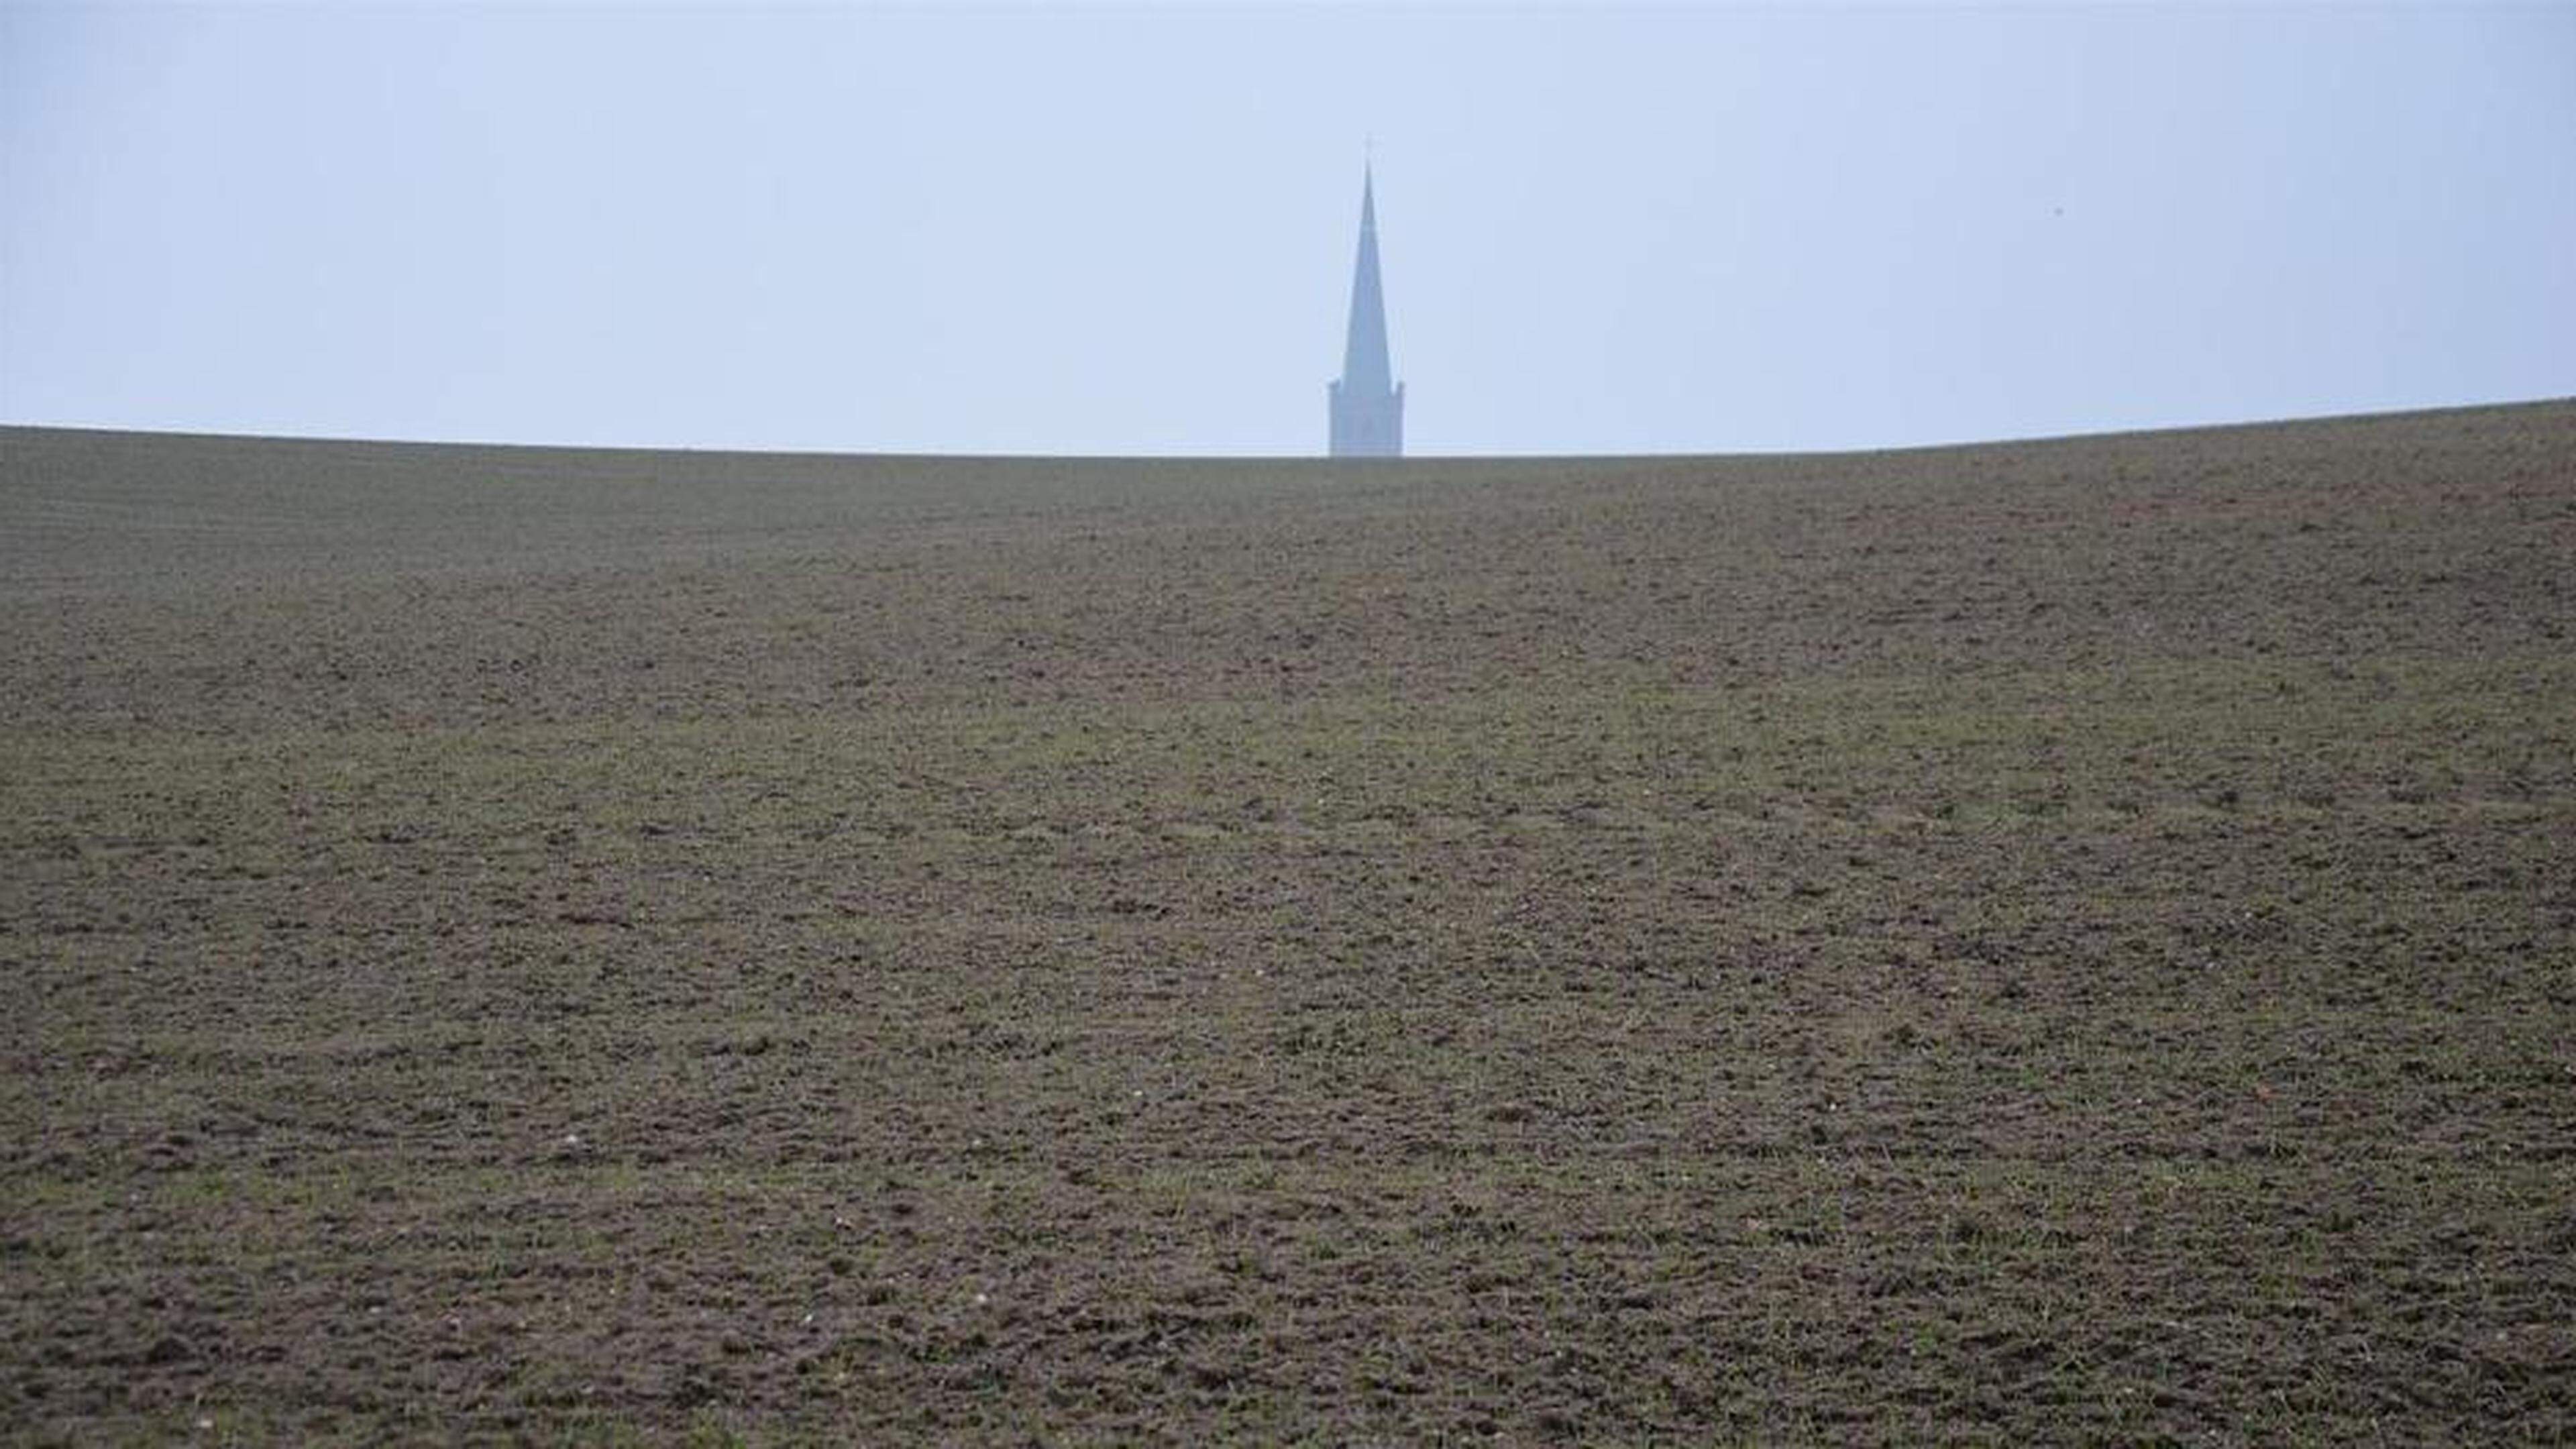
[{"xmin": 3, "ymin": 404, "xmax": 2572, "ymax": 1443}]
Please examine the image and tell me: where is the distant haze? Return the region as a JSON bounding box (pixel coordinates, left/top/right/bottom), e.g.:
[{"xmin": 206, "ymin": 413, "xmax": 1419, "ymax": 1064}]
[{"xmin": 4, "ymin": 2, "xmax": 2571, "ymax": 457}]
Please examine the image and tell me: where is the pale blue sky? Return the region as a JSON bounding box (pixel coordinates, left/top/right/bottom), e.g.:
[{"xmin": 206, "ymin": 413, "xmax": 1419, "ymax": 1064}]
[{"xmin": 4, "ymin": 2, "xmax": 2571, "ymax": 456}]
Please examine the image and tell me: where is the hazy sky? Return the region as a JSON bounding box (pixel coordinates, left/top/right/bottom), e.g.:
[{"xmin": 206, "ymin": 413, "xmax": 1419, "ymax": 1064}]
[{"xmin": 4, "ymin": 3, "xmax": 2571, "ymax": 456}]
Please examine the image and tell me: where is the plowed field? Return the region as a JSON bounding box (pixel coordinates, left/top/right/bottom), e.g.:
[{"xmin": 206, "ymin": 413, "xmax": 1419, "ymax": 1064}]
[{"xmin": 4, "ymin": 405, "xmax": 2572, "ymax": 1442}]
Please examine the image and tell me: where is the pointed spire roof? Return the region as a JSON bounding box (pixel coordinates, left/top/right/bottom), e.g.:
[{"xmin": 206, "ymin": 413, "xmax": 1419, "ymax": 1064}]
[{"xmin": 1340, "ymin": 165, "xmax": 1393, "ymax": 397}]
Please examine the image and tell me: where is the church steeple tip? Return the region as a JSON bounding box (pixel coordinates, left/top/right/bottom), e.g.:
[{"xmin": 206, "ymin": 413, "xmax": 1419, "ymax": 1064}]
[{"xmin": 1328, "ymin": 162, "xmax": 1403, "ymax": 458}]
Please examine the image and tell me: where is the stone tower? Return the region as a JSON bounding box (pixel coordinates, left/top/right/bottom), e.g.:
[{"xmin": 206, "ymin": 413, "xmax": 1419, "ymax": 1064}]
[{"xmin": 1328, "ymin": 167, "xmax": 1403, "ymax": 458}]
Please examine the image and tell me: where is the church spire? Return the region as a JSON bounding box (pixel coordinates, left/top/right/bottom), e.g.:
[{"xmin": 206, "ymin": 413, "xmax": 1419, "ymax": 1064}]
[
  {"xmin": 1329, "ymin": 164, "xmax": 1404, "ymax": 457},
  {"xmin": 1342, "ymin": 168, "xmax": 1391, "ymax": 395}
]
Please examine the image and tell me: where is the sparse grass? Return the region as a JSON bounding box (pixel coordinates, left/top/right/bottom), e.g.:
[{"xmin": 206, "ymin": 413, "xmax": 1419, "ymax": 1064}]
[{"xmin": 3, "ymin": 405, "xmax": 2573, "ymax": 1442}]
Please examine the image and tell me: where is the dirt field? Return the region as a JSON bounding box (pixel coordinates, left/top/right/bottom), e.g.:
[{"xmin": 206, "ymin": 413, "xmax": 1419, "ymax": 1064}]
[{"xmin": 4, "ymin": 405, "xmax": 2572, "ymax": 1444}]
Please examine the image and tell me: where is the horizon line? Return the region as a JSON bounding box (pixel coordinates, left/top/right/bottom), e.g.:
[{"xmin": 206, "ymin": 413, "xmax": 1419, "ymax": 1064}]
[{"xmin": 5, "ymin": 394, "xmax": 2571, "ymax": 467}]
